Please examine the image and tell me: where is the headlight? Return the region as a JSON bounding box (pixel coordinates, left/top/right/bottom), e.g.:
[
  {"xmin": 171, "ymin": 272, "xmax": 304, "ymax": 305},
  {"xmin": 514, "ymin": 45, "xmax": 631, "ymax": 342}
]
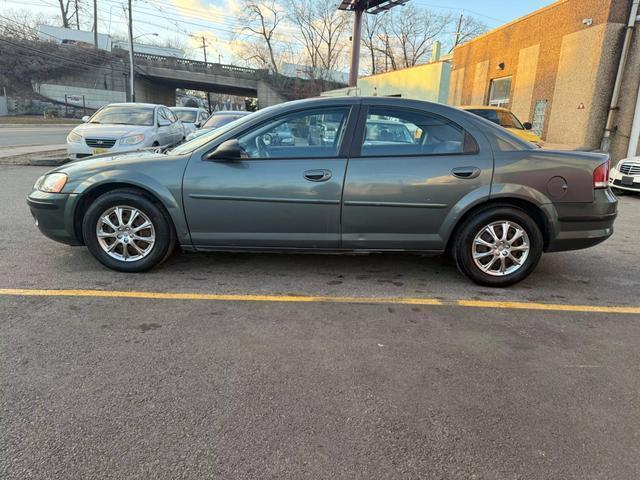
[
  {"xmin": 34, "ymin": 173, "xmax": 68, "ymax": 193},
  {"xmin": 121, "ymin": 134, "xmax": 145, "ymax": 145},
  {"xmin": 67, "ymin": 131, "xmax": 82, "ymax": 143}
]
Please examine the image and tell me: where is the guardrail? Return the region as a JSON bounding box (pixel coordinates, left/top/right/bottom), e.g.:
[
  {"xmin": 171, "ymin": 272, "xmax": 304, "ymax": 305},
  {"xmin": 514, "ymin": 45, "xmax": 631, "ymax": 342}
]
[{"xmin": 133, "ymin": 52, "xmax": 259, "ymax": 77}]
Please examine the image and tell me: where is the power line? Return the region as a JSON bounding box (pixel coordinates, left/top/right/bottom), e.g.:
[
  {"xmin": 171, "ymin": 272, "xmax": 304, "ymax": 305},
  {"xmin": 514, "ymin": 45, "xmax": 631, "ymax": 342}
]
[{"xmin": 0, "ymin": 37, "xmax": 128, "ymax": 74}]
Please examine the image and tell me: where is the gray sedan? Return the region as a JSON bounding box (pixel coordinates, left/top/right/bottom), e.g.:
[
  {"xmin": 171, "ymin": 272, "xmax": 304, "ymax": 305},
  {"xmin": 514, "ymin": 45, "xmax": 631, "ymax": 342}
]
[{"xmin": 28, "ymin": 97, "xmax": 617, "ymax": 287}]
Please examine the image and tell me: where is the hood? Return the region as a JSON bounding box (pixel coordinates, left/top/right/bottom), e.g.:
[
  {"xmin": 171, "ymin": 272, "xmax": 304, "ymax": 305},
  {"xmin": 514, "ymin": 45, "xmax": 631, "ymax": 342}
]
[
  {"xmin": 73, "ymin": 123, "xmax": 150, "ymax": 138},
  {"xmin": 55, "ymin": 150, "xmax": 163, "ymax": 175}
]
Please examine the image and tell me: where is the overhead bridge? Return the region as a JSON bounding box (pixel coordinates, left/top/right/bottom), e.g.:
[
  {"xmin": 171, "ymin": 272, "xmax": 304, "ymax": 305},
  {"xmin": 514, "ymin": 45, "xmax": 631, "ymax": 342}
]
[{"xmin": 132, "ymin": 53, "xmax": 287, "ymax": 107}]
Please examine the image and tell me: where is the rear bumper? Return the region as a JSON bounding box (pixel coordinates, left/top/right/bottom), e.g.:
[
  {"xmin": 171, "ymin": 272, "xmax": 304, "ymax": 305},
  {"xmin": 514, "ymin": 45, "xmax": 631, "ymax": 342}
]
[
  {"xmin": 545, "ymin": 189, "xmax": 617, "ymax": 252},
  {"xmin": 27, "ymin": 191, "xmax": 83, "ymax": 246}
]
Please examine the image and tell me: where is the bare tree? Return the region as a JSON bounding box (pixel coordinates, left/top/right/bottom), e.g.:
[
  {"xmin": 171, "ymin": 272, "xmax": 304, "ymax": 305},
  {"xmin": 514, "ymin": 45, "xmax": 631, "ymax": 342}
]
[
  {"xmin": 362, "ymin": 13, "xmax": 385, "ymax": 75},
  {"xmin": 236, "ymin": 0, "xmax": 283, "ymax": 74},
  {"xmin": 286, "ymin": 0, "xmax": 350, "ymax": 79},
  {"xmin": 449, "ymin": 15, "xmax": 488, "ymax": 51},
  {"xmin": 378, "ymin": 5, "xmax": 451, "ymax": 70},
  {"xmin": 0, "ymin": 9, "xmax": 54, "ymax": 40},
  {"xmin": 56, "ymin": 0, "xmax": 76, "ymax": 29}
]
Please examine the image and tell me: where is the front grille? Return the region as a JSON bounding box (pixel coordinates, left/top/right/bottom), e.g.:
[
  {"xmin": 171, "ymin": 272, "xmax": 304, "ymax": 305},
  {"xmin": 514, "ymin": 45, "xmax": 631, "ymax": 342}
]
[
  {"xmin": 85, "ymin": 138, "xmax": 117, "ymax": 148},
  {"xmin": 619, "ymin": 162, "xmax": 640, "ymax": 175}
]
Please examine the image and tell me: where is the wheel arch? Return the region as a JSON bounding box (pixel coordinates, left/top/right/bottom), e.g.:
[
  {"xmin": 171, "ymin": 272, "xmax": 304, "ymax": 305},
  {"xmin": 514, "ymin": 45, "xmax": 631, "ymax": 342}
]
[
  {"xmin": 444, "ymin": 195, "xmax": 556, "ymax": 254},
  {"xmin": 73, "ymin": 180, "xmax": 188, "ymax": 246}
]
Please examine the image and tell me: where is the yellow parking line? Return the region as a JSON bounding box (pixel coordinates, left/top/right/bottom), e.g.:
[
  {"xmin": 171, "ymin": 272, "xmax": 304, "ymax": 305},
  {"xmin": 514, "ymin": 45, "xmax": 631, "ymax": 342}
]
[{"xmin": 0, "ymin": 288, "xmax": 638, "ymax": 315}]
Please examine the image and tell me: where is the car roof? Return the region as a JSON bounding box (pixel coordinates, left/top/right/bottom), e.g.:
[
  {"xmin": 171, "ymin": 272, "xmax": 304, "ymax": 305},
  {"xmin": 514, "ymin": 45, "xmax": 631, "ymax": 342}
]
[
  {"xmin": 212, "ymin": 110, "xmax": 249, "ymax": 115},
  {"xmin": 170, "ymin": 106, "xmax": 204, "ymax": 111},
  {"xmin": 104, "ymin": 102, "xmax": 159, "ymax": 108},
  {"xmin": 460, "ymin": 105, "xmax": 510, "ymax": 112}
]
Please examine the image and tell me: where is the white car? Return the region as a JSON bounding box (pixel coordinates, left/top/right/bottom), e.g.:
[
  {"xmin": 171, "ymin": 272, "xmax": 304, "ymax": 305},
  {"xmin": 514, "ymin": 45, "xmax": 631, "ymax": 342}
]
[
  {"xmin": 609, "ymin": 157, "xmax": 640, "ymax": 194},
  {"xmin": 170, "ymin": 107, "xmax": 209, "ymax": 137},
  {"xmin": 67, "ymin": 103, "xmax": 185, "ymax": 160}
]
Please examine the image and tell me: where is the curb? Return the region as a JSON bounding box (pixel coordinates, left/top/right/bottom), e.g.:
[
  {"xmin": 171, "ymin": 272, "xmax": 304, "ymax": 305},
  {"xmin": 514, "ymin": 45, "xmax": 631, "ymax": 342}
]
[
  {"xmin": 0, "ymin": 124, "xmax": 79, "ymax": 128},
  {"xmin": 30, "ymin": 157, "xmax": 70, "ymax": 167}
]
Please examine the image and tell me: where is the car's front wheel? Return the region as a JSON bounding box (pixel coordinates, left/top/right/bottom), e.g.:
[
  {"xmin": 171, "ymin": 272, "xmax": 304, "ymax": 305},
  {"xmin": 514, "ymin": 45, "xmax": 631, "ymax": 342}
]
[
  {"xmin": 82, "ymin": 189, "xmax": 175, "ymax": 272},
  {"xmin": 453, "ymin": 207, "xmax": 543, "ymax": 287}
]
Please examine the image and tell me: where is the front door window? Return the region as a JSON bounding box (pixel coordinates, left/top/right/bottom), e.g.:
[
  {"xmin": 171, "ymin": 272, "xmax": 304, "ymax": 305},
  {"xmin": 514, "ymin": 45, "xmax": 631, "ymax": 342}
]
[{"xmin": 236, "ymin": 108, "xmax": 350, "ymax": 159}]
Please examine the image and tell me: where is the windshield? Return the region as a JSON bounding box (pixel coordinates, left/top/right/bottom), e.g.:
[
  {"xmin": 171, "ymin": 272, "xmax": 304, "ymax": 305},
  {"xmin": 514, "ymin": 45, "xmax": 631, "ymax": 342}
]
[
  {"xmin": 172, "ymin": 110, "xmax": 198, "ymax": 123},
  {"xmin": 466, "ymin": 109, "xmax": 500, "ymax": 125},
  {"xmin": 467, "ymin": 109, "xmax": 524, "ymax": 130},
  {"xmin": 169, "ymin": 111, "xmax": 258, "ymax": 155},
  {"xmin": 89, "ymin": 106, "xmax": 154, "ymax": 126},
  {"xmin": 203, "ymin": 113, "xmax": 247, "ymax": 129},
  {"xmin": 498, "ymin": 111, "xmax": 524, "ymax": 130}
]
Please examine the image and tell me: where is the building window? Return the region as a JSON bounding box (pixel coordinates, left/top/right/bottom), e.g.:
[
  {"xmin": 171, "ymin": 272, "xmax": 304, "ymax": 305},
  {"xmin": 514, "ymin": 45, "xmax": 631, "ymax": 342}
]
[
  {"xmin": 532, "ymin": 100, "xmax": 547, "ymax": 137},
  {"xmin": 488, "ymin": 76, "xmax": 512, "ymax": 108}
]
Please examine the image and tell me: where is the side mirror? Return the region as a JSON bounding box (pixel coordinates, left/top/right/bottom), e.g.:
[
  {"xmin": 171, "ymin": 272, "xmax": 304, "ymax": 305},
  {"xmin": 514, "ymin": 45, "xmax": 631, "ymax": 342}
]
[
  {"xmin": 194, "ymin": 121, "xmax": 201, "ymax": 128},
  {"xmin": 82, "ymin": 115, "xmax": 90, "ymax": 123},
  {"xmin": 205, "ymin": 139, "xmax": 244, "ymax": 162},
  {"xmin": 523, "ymin": 122, "xmax": 533, "ymax": 130},
  {"xmin": 158, "ymin": 118, "xmax": 171, "ymax": 127}
]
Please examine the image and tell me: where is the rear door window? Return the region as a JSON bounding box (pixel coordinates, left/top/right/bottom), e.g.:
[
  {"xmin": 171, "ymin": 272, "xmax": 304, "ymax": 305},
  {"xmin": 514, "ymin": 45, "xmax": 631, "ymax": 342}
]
[{"xmin": 359, "ymin": 107, "xmax": 475, "ymax": 157}]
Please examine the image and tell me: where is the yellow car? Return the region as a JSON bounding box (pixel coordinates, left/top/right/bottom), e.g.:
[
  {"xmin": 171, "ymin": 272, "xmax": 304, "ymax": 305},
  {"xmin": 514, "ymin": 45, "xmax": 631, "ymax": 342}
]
[{"xmin": 461, "ymin": 106, "xmax": 543, "ymax": 146}]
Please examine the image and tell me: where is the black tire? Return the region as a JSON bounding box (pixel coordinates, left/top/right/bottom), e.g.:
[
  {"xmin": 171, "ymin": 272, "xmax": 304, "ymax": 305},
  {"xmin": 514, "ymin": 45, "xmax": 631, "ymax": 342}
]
[
  {"xmin": 452, "ymin": 206, "xmax": 543, "ymax": 287},
  {"xmin": 82, "ymin": 189, "xmax": 176, "ymax": 272}
]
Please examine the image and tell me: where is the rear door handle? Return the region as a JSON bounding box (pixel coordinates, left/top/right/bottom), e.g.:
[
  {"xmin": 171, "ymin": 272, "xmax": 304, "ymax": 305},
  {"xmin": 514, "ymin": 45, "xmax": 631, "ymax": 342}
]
[
  {"xmin": 304, "ymin": 169, "xmax": 332, "ymax": 182},
  {"xmin": 451, "ymin": 167, "xmax": 481, "ymax": 179}
]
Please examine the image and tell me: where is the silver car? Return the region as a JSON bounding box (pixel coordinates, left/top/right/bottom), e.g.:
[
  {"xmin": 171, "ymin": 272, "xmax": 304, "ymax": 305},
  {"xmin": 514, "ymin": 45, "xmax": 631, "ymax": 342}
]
[
  {"xmin": 67, "ymin": 103, "xmax": 185, "ymax": 159},
  {"xmin": 170, "ymin": 107, "xmax": 210, "ymax": 137}
]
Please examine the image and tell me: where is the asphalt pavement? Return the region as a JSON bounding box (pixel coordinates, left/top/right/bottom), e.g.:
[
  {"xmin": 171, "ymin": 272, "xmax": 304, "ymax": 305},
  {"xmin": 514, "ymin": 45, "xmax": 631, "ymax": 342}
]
[
  {"xmin": 0, "ymin": 125, "xmax": 73, "ymax": 148},
  {"xmin": 2, "ymin": 165, "xmax": 640, "ymax": 479}
]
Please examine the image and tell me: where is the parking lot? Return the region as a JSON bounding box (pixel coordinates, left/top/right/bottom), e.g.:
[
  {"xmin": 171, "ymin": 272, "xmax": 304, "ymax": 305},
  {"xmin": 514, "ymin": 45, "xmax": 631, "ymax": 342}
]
[{"xmin": 2, "ymin": 164, "xmax": 640, "ymax": 479}]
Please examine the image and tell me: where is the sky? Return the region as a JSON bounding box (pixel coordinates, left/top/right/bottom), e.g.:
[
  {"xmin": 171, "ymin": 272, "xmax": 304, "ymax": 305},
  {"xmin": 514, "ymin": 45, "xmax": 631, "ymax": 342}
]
[{"xmin": 1, "ymin": 0, "xmax": 557, "ymax": 64}]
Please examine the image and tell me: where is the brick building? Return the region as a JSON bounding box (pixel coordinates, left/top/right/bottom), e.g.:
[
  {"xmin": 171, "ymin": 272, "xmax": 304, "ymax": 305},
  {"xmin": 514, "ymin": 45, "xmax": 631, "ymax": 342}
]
[{"xmin": 448, "ymin": 0, "xmax": 639, "ymax": 161}]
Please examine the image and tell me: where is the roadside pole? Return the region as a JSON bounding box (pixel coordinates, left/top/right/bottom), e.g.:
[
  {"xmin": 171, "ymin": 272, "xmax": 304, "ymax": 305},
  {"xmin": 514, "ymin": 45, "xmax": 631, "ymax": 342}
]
[
  {"xmin": 202, "ymin": 36, "xmax": 212, "ymax": 114},
  {"xmin": 127, "ymin": 0, "xmax": 135, "ymax": 102}
]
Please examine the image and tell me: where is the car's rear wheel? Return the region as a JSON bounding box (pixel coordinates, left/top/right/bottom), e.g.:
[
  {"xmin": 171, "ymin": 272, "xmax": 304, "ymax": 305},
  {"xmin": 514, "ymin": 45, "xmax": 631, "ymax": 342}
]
[
  {"xmin": 82, "ymin": 189, "xmax": 175, "ymax": 272},
  {"xmin": 453, "ymin": 207, "xmax": 543, "ymax": 287}
]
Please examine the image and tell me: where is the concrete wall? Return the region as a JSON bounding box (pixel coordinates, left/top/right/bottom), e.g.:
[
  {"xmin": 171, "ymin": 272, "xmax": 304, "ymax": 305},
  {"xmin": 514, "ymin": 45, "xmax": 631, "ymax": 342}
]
[
  {"xmin": 356, "ymin": 61, "xmax": 451, "ymax": 104},
  {"xmin": 511, "ymin": 44, "xmax": 540, "ymax": 122},
  {"xmin": 35, "ymin": 83, "xmax": 126, "ymax": 109},
  {"xmin": 134, "ymin": 77, "xmax": 176, "ymax": 106},
  {"xmin": 546, "ymin": 23, "xmax": 622, "ymax": 149},
  {"xmin": 257, "ymin": 81, "xmax": 288, "ymax": 108}
]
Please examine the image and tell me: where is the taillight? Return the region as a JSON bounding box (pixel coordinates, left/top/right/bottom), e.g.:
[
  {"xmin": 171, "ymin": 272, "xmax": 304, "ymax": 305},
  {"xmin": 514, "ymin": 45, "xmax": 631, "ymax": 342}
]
[{"xmin": 593, "ymin": 160, "xmax": 610, "ymax": 189}]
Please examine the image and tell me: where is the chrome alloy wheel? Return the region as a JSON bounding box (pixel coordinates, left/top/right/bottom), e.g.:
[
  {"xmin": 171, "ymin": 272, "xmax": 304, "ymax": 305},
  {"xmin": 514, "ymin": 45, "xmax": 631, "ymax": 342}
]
[
  {"xmin": 96, "ymin": 206, "xmax": 155, "ymax": 262},
  {"xmin": 472, "ymin": 221, "xmax": 530, "ymax": 277}
]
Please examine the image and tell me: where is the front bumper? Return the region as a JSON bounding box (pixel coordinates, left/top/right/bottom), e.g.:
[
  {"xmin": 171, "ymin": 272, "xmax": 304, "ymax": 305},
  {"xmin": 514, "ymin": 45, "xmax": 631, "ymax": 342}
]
[
  {"xmin": 67, "ymin": 140, "xmax": 151, "ymax": 160},
  {"xmin": 545, "ymin": 189, "xmax": 618, "ymax": 252},
  {"xmin": 27, "ymin": 190, "xmax": 83, "ymax": 245},
  {"xmin": 609, "ymin": 167, "xmax": 640, "ymax": 192}
]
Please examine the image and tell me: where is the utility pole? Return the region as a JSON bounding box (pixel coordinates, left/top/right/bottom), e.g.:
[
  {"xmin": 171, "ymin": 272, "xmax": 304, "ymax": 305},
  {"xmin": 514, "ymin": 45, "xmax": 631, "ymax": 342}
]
[
  {"xmin": 453, "ymin": 11, "xmax": 464, "ymax": 49},
  {"xmin": 93, "ymin": 0, "xmax": 98, "ymax": 49},
  {"xmin": 338, "ymin": 0, "xmax": 408, "ymax": 89},
  {"xmin": 127, "ymin": 0, "xmax": 135, "ymax": 102},
  {"xmin": 75, "ymin": 0, "xmax": 80, "ymax": 30},
  {"xmin": 202, "ymin": 36, "xmax": 212, "ymax": 113},
  {"xmin": 348, "ymin": 8, "xmax": 363, "ymax": 87}
]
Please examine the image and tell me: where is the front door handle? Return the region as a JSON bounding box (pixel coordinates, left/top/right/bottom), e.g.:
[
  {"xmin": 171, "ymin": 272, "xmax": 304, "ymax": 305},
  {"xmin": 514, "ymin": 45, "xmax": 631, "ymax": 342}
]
[
  {"xmin": 451, "ymin": 167, "xmax": 481, "ymax": 179},
  {"xmin": 304, "ymin": 169, "xmax": 332, "ymax": 182}
]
